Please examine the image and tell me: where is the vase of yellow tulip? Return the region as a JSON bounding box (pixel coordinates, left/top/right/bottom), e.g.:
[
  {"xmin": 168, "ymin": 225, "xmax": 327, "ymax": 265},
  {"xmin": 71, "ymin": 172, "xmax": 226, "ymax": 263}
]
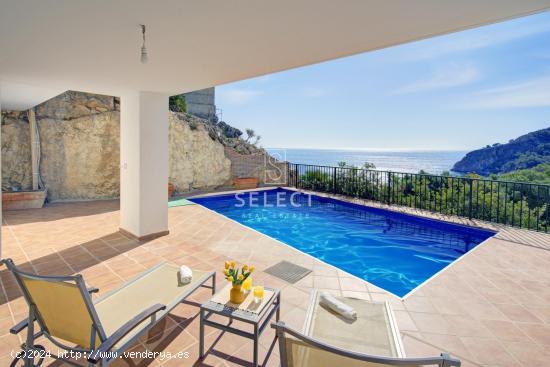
[{"xmin": 224, "ymin": 260, "xmax": 255, "ymax": 304}]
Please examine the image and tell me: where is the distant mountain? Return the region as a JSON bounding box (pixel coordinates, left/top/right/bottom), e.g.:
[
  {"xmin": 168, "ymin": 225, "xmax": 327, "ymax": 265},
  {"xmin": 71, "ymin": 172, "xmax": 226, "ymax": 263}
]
[{"xmin": 452, "ymin": 127, "xmax": 550, "ymax": 175}]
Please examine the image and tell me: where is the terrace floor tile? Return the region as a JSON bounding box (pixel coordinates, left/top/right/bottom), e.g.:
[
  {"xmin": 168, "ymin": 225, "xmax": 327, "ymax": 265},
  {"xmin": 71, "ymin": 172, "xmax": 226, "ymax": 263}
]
[{"xmin": 0, "ymin": 197, "xmax": 549, "ymax": 366}]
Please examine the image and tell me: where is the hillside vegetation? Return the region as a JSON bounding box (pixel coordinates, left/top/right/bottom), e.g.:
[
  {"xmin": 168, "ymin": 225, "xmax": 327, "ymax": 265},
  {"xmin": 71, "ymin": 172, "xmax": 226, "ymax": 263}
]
[
  {"xmin": 452, "ymin": 127, "xmax": 550, "ymax": 175},
  {"xmin": 498, "ymin": 163, "xmax": 550, "ymax": 184}
]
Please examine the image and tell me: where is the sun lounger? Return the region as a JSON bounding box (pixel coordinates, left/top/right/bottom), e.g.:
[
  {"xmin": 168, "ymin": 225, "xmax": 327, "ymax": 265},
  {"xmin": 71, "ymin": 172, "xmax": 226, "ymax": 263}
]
[
  {"xmin": 2, "ymin": 259, "xmax": 215, "ymax": 366},
  {"xmin": 272, "ymin": 290, "xmax": 460, "ymax": 367}
]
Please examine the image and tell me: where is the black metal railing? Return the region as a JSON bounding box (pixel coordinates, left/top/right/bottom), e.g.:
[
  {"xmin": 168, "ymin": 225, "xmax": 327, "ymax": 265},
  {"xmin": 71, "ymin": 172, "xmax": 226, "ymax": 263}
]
[{"xmin": 287, "ymin": 163, "xmax": 550, "ymax": 233}]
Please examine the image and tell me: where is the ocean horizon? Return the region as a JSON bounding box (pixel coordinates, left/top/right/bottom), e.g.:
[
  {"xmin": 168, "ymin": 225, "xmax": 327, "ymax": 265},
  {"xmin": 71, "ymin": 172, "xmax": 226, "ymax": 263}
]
[{"xmin": 267, "ymin": 148, "xmax": 467, "ymax": 175}]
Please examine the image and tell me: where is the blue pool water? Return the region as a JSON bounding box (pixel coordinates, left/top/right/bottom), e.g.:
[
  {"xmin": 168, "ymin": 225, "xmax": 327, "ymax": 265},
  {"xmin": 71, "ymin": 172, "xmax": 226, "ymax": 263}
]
[{"xmin": 190, "ymin": 188, "xmax": 495, "ymax": 297}]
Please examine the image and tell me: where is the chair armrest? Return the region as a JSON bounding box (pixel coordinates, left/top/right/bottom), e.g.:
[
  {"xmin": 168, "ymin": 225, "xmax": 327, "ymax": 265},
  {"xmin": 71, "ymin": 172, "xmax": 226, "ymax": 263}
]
[
  {"xmin": 10, "ymin": 317, "xmax": 33, "ymax": 335},
  {"xmin": 87, "ymin": 303, "xmax": 166, "ymax": 364}
]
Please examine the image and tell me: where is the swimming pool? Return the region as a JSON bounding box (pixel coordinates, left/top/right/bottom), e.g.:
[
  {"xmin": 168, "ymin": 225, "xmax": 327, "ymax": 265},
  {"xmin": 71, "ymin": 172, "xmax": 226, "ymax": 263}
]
[{"xmin": 190, "ymin": 188, "xmax": 495, "ymax": 297}]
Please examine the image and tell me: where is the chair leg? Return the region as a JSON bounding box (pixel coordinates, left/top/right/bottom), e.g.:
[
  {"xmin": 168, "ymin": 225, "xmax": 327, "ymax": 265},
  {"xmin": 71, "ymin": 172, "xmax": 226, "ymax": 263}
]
[{"xmin": 24, "ymin": 308, "xmax": 36, "ymax": 367}]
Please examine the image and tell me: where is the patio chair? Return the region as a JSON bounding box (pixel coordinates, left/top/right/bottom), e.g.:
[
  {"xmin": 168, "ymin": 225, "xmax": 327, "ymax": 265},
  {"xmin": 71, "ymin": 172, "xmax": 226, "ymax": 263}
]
[
  {"xmin": 272, "ymin": 290, "xmax": 460, "ymax": 367},
  {"xmin": 1, "ymin": 258, "xmax": 216, "ymax": 367}
]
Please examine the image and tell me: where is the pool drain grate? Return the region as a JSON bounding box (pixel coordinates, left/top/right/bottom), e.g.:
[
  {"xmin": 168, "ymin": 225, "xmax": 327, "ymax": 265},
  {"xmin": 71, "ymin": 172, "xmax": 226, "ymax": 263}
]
[{"xmin": 264, "ymin": 260, "xmax": 311, "ymax": 284}]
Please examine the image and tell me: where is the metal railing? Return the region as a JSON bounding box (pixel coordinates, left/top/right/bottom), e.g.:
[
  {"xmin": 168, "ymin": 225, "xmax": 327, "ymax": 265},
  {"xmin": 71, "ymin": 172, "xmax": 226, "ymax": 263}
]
[{"xmin": 287, "ymin": 163, "xmax": 550, "ymax": 233}]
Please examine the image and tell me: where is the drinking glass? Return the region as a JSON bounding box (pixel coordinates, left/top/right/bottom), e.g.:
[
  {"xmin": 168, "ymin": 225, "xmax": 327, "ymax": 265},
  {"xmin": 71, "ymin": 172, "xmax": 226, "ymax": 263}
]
[{"xmin": 253, "ymin": 285, "xmax": 264, "ymax": 303}]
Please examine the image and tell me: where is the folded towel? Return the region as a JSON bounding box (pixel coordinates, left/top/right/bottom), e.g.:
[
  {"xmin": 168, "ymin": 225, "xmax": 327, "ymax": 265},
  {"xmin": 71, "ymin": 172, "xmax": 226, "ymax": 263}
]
[
  {"xmin": 179, "ymin": 265, "xmax": 193, "ymax": 285},
  {"xmin": 319, "ymin": 291, "xmax": 357, "ymax": 321}
]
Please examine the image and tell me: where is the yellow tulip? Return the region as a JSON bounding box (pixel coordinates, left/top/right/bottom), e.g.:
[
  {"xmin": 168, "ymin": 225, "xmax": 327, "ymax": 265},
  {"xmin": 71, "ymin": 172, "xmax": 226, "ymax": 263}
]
[
  {"xmin": 249, "ymin": 266, "xmax": 255, "ymax": 273},
  {"xmin": 224, "ymin": 261, "xmax": 230, "ymax": 269},
  {"xmin": 242, "ymin": 265, "xmax": 248, "ymax": 271},
  {"xmin": 230, "ymin": 261, "xmax": 236, "ymax": 268},
  {"xmin": 223, "ymin": 269, "xmax": 229, "ymax": 276},
  {"xmin": 242, "ymin": 276, "xmax": 252, "ymax": 291},
  {"xmin": 227, "ymin": 276, "xmax": 234, "ymax": 283},
  {"xmin": 238, "ymin": 274, "xmax": 244, "ymax": 281}
]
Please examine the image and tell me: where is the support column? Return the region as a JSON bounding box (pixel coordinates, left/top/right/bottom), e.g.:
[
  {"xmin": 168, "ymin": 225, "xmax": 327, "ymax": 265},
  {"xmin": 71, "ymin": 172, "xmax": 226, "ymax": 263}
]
[{"xmin": 119, "ymin": 91, "xmax": 169, "ymax": 240}]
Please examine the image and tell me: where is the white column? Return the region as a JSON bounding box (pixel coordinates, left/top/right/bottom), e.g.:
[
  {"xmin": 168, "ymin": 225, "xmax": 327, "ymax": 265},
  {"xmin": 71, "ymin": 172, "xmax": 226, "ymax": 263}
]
[{"xmin": 120, "ymin": 91, "xmax": 169, "ymax": 239}]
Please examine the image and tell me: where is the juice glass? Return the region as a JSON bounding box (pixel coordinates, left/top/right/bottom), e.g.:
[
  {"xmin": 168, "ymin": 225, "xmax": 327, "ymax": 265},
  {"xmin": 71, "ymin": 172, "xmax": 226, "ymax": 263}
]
[{"xmin": 253, "ymin": 285, "xmax": 264, "ymax": 303}]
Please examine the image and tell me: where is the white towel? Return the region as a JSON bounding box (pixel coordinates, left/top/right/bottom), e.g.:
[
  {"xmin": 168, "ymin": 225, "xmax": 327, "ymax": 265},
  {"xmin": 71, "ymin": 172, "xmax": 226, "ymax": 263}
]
[
  {"xmin": 179, "ymin": 265, "xmax": 193, "ymax": 285},
  {"xmin": 319, "ymin": 291, "xmax": 357, "ymax": 321}
]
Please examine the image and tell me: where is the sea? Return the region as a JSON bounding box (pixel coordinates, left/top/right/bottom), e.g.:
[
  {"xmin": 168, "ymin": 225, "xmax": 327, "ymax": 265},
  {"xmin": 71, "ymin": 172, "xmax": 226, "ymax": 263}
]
[{"xmin": 267, "ymin": 148, "xmax": 467, "ymax": 175}]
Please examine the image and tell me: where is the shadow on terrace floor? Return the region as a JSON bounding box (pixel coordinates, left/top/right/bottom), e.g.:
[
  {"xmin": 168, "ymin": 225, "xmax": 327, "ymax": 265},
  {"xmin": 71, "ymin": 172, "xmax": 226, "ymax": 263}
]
[
  {"xmin": 2, "ymin": 200, "xmax": 119, "ymax": 226},
  {"xmin": 0, "ymin": 231, "xmax": 149, "ymax": 304}
]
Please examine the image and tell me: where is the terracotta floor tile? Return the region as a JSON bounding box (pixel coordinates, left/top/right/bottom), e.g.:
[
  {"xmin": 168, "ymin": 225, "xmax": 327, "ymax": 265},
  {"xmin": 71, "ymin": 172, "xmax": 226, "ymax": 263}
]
[
  {"xmin": 312, "ymin": 276, "xmax": 340, "ymax": 290},
  {"xmin": 393, "ymin": 310, "xmax": 418, "ymax": 332},
  {"xmin": 481, "ymin": 319, "xmax": 532, "ymax": 343},
  {"xmin": 459, "ymin": 336, "xmax": 517, "ymax": 367},
  {"xmin": 409, "ymin": 312, "xmax": 451, "ymax": 334},
  {"xmin": 515, "ymin": 323, "xmax": 550, "ymax": 345},
  {"xmin": 1, "ymin": 198, "xmax": 550, "ymax": 367},
  {"xmin": 494, "ymin": 303, "xmax": 543, "ymax": 323},
  {"xmin": 419, "ymin": 332, "xmax": 473, "ymax": 360},
  {"xmin": 502, "ymin": 340, "xmax": 550, "ymax": 366},
  {"xmin": 404, "ymin": 296, "xmax": 438, "ymax": 314}
]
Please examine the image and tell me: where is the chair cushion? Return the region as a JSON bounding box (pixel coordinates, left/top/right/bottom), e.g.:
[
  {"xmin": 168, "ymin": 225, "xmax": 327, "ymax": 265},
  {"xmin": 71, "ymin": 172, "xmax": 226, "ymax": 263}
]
[{"xmin": 94, "ymin": 263, "xmax": 210, "ymax": 349}]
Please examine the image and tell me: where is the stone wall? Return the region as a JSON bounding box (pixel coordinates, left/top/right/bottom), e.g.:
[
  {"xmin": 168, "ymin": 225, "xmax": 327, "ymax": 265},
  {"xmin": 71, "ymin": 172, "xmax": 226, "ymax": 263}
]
[
  {"xmin": 1, "ymin": 91, "xmax": 231, "ymax": 202},
  {"xmin": 1, "ymin": 111, "xmax": 32, "ymax": 191},
  {"xmin": 38, "ymin": 111, "xmax": 120, "ymax": 200}
]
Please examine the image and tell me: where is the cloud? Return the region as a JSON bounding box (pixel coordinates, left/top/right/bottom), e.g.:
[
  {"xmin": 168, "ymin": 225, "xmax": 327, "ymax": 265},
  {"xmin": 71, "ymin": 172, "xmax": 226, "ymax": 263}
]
[
  {"xmin": 458, "ymin": 76, "xmax": 550, "ymax": 109},
  {"xmin": 404, "ymin": 17, "xmax": 550, "ymax": 61},
  {"xmin": 392, "ymin": 64, "xmax": 480, "ymax": 94},
  {"xmin": 217, "ymin": 88, "xmax": 262, "ymax": 105},
  {"xmin": 301, "ymin": 87, "xmax": 328, "ymax": 98}
]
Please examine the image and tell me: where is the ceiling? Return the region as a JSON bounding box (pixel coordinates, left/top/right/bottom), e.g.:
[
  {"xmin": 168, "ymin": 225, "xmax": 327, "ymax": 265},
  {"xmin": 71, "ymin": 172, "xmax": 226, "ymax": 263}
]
[{"xmin": 1, "ymin": 0, "xmax": 550, "ymax": 110}]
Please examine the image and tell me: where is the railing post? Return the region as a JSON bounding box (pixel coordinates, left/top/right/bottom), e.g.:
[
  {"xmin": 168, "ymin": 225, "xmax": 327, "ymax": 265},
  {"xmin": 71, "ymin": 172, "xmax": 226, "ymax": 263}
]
[
  {"xmin": 387, "ymin": 173, "xmax": 391, "ymax": 205},
  {"xmin": 468, "ymin": 179, "xmax": 473, "ymax": 220},
  {"xmin": 286, "ymin": 161, "xmax": 290, "ymax": 187},
  {"xmin": 333, "ymin": 167, "xmax": 337, "ymax": 194}
]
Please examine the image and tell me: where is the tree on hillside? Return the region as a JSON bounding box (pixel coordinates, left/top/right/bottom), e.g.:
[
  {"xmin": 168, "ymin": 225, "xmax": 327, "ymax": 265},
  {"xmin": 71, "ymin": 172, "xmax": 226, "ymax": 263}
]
[
  {"xmin": 169, "ymin": 95, "xmax": 187, "ymax": 113},
  {"xmin": 245, "ymin": 128, "xmax": 256, "ymax": 143}
]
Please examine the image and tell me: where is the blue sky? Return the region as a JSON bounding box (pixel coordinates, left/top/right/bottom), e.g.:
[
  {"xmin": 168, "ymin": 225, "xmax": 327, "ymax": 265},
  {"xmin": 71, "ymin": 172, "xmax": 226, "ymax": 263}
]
[{"xmin": 216, "ymin": 11, "xmax": 550, "ymax": 151}]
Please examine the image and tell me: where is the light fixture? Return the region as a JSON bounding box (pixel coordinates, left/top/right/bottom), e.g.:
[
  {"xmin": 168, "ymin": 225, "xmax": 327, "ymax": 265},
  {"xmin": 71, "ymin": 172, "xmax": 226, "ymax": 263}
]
[{"xmin": 140, "ymin": 24, "xmax": 148, "ymax": 64}]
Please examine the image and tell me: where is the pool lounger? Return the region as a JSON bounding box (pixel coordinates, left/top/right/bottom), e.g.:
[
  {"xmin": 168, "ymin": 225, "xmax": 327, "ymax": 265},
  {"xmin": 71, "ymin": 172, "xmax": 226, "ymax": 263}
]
[
  {"xmin": 272, "ymin": 290, "xmax": 461, "ymax": 367},
  {"xmin": 2, "ymin": 259, "xmax": 216, "ymax": 366}
]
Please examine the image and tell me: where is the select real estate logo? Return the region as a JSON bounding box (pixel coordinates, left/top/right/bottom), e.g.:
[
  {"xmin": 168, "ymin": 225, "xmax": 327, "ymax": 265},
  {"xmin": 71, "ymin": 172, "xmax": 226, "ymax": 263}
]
[{"xmin": 264, "ymin": 149, "xmax": 287, "ymax": 185}]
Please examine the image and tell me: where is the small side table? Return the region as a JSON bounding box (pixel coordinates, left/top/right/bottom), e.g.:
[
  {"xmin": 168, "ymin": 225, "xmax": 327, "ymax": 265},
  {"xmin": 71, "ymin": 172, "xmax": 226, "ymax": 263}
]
[{"xmin": 199, "ymin": 287, "xmax": 280, "ymax": 367}]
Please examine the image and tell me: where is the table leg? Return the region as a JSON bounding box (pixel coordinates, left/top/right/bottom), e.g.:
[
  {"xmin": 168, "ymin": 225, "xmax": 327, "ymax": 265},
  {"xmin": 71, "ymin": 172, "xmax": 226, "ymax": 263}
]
[
  {"xmin": 212, "ymin": 273, "xmax": 216, "ymax": 295},
  {"xmin": 199, "ymin": 308, "xmax": 205, "ymax": 359},
  {"xmin": 253, "ymin": 323, "xmax": 259, "ymax": 367}
]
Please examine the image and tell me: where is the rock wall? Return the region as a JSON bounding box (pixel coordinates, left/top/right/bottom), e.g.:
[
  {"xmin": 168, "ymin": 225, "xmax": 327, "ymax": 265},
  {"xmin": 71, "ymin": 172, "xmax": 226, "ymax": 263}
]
[
  {"xmin": 1, "ymin": 91, "xmax": 231, "ymax": 202},
  {"xmin": 169, "ymin": 112, "xmax": 231, "ymax": 192},
  {"xmin": 38, "ymin": 111, "xmax": 120, "ymax": 200},
  {"xmin": 1, "ymin": 111, "xmax": 32, "ymax": 191}
]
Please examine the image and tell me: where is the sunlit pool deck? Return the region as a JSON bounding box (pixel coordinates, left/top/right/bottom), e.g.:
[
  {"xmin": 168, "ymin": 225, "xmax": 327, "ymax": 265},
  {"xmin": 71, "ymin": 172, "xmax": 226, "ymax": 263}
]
[{"xmin": 1, "ymin": 190, "xmax": 550, "ymax": 367}]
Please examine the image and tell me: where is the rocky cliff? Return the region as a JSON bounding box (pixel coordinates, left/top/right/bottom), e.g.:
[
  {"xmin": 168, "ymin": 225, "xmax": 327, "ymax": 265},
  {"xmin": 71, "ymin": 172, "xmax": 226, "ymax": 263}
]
[
  {"xmin": 2, "ymin": 91, "xmax": 234, "ymax": 201},
  {"xmin": 452, "ymin": 127, "xmax": 550, "ymax": 175}
]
